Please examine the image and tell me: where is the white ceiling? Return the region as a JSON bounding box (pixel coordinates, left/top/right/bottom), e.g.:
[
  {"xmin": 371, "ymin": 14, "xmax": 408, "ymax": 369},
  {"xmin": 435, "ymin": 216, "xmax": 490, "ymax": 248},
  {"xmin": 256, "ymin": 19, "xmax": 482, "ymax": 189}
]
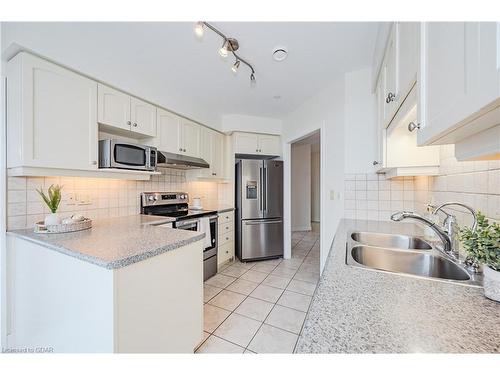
[{"xmin": 1, "ymin": 22, "xmax": 379, "ymax": 128}]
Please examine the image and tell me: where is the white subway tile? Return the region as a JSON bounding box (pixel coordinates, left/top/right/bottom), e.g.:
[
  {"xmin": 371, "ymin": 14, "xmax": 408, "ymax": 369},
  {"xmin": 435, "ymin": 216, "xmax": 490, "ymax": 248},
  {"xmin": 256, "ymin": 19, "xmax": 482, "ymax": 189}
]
[
  {"xmin": 8, "ymin": 177, "xmax": 26, "ymax": 190},
  {"xmin": 355, "ymin": 180, "xmax": 367, "ymax": 190},
  {"xmin": 367, "ymin": 181, "xmax": 378, "ymax": 191},
  {"xmin": 366, "ymin": 190, "xmax": 378, "ymax": 200}
]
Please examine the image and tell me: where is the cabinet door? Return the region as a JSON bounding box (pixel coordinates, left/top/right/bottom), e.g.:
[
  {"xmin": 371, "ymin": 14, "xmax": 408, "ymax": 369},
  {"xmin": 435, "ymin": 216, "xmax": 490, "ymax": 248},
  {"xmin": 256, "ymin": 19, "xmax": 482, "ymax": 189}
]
[
  {"xmin": 374, "ymin": 80, "xmax": 387, "ymax": 171},
  {"xmin": 212, "ymin": 132, "xmax": 224, "ymax": 177},
  {"xmin": 418, "ymin": 22, "xmax": 500, "ymax": 145},
  {"xmin": 97, "ymin": 83, "xmax": 130, "ymax": 131},
  {"xmin": 234, "ymin": 132, "xmax": 259, "ymax": 154},
  {"xmin": 383, "ymin": 28, "xmax": 398, "ymax": 125},
  {"xmin": 397, "ymin": 22, "xmax": 418, "ymax": 101},
  {"xmin": 155, "ymin": 108, "xmax": 181, "ymax": 154},
  {"xmin": 181, "ymin": 120, "xmax": 201, "ymax": 158},
  {"xmin": 258, "ymin": 135, "xmax": 281, "ymax": 156},
  {"xmin": 9, "ymin": 53, "xmax": 98, "ymax": 170},
  {"xmin": 199, "ymin": 127, "xmax": 214, "ymax": 177},
  {"xmin": 130, "ymin": 97, "xmax": 157, "ymax": 137}
]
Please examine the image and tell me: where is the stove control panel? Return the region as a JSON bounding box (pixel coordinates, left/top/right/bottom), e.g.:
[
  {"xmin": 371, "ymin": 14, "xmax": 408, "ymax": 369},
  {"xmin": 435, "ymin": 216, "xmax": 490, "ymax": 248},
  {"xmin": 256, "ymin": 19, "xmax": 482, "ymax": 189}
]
[{"xmin": 141, "ymin": 192, "xmax": 189, "ymax": 207}]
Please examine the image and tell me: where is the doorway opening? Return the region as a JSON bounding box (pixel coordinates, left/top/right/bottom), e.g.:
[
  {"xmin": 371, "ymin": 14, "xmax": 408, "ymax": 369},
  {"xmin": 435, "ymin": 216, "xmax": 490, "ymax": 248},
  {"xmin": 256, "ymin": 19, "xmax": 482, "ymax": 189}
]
[{"xmin": 289, "ymin": 130, "xmax": 321, "ymax": 284}]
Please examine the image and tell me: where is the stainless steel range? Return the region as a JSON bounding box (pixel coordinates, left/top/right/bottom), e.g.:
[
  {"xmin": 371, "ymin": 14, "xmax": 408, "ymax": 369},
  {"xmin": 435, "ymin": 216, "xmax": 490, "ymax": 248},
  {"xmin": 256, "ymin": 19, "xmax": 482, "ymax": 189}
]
[{"xmin": 141, "ymin": 192, "xmax": 218, "ymax": 280}]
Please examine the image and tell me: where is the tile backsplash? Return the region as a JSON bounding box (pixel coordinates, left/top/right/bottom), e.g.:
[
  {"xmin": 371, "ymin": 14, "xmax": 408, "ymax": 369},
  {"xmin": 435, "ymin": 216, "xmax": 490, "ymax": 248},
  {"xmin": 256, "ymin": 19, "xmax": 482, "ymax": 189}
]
[
  {"xmin": 345, "ymin": 145, "xmax": 500, "ymax": 225},
  {"xmin": 6, "ymin": 168, "xmax": 230, "ymax": 230}
]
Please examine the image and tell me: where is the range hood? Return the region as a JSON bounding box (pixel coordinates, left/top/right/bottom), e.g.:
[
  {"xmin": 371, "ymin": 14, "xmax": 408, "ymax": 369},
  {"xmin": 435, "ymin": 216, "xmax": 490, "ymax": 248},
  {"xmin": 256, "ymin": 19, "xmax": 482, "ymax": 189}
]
[{"xmin": 157, "ymin": 151, "xmax": 210, "ymax": 170}]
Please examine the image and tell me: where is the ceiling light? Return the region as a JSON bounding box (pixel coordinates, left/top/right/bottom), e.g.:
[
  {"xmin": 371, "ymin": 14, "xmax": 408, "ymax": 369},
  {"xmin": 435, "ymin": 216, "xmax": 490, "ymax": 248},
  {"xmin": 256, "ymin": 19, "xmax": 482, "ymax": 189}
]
[
  {"xmin": 232, "ymin": 60, "xmax": 240, "ymax": 73},
  {"xmin": 272, "ymin": 46, "xmax": 288, "ymax": 62},
  {"xmin": 218, "ymin": 40, "xmax": 229, "ymax": 58},
  {"xmin": 194, "ymin": 22, "xmax": 204, "ymax": 38},
  {"xmin": 194, "ymin": 22, "xmax": 256, "ymax": 84}
]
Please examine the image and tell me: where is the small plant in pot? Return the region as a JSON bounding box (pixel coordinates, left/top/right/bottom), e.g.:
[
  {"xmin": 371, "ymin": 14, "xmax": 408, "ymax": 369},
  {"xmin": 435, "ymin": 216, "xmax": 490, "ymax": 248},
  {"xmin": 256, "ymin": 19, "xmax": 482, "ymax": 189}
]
[
  {"xmin": 37, "ymin": 184, "xmax": 63, "ymax": 226},
  {"xmin": 460, "ymin": 211, "xmax": 500, "ymax": 302}
]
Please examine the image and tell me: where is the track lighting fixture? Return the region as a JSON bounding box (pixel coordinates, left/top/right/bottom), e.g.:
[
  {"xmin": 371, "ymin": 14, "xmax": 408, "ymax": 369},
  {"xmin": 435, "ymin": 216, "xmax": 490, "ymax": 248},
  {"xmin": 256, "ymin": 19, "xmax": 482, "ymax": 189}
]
[{"xmin": 194, "ymin": 22, "xmax": 256, "ymax": 84}]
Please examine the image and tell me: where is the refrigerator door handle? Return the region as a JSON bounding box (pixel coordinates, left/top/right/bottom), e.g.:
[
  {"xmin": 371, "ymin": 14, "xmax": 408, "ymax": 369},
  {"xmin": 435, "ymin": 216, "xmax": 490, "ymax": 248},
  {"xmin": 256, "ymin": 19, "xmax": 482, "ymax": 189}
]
[
  {"xmin": 259, "ymin": 166, "xmax": 263, "ymax": 213},
  {"xmin": 244, "ymin": 219, "xmax": 283, "ymax": 225},
  {"xmin": 264, "ymin": 166, "xmax": 268, "ymax": 213}
]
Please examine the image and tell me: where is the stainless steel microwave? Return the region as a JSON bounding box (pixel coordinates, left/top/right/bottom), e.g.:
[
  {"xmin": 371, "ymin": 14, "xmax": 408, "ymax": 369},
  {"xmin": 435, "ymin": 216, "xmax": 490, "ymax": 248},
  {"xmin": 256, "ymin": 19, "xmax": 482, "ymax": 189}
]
[{"xmin": 98, "ymin": 139, "xmax": 157, "ymax": 171}]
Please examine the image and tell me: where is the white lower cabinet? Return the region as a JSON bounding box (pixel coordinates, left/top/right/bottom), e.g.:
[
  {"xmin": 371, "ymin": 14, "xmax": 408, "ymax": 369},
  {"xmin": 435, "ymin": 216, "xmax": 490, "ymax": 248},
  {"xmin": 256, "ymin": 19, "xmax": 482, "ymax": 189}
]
[
  {"xmin": 7, "ymin": 52, "xmax": 98, "ymax": 171},
  {"xmin": 218, "ymin": 211, "xmax": 235, "ymax": 267}
]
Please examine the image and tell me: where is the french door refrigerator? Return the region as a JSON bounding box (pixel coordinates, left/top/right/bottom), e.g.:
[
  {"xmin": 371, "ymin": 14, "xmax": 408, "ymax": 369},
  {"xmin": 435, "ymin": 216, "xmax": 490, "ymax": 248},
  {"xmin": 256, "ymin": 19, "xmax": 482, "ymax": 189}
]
[{"xmin": 235, "ymin": 159, "xmax": 283, "ymax": 262}]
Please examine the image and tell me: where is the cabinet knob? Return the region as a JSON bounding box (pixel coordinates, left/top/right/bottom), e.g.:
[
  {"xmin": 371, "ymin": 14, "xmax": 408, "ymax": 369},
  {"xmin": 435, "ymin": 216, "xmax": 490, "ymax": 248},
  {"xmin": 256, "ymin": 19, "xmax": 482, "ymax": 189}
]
[
  {"xmin": 385, "ymin": 92, "xmax": 396, "ymax": 103},
  {"xmin": 91, "ymin": 160, "xmax": 97, "ymax": 165},
  {"xmin": 373, "ymin": 161, "xmax": 379, "ymax": 166},
  {"xmin": 407, "ymin": 122, "xmax": 420, "ymax": 132},
  {"xmin": 127, "ymin": 121, "xmax": 131, "ymax": 126},
  {"xmin": 256, "ymin": 149, "xmax": 259, "ymax": 152},
  {"xmin": 133, "ymin": 123, "xmax": 138, "ymax": 127},
  {"xmin": 183, "ymin": 148, "xmax": 186, "ymax": 152},
  {"xmin": 179, "ymin": 148, "xmax": 183, "ymax": 151}
]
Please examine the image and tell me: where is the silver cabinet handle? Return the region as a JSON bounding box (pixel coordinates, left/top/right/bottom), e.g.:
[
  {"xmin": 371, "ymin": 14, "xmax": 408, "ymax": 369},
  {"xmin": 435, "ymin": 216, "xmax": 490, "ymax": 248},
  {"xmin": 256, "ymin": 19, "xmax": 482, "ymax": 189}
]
[
  {"xmin": 127, "ymin": 121, "xmax": 131, "ymax": 125},
  {"xmin": 373, "ymin": 161, "xmax": 379, "ymax": 166},
  {"xmin": 133, "ymin": 123, "xmax": 138, "ymax": 127},
  {"xmin": 91, "ymin": 160, "xmax": 97, "ymax": 165},
  {"xmin": 408, "ymin": 122, "xmax": 420, "ymax": 132},
  {"xmin": 386, "ymin": 92, "xmax": 396, "ymax": 103},
  {"xmin": 179, "ymin": 148, "xmax": 183, "ymax": 151}
]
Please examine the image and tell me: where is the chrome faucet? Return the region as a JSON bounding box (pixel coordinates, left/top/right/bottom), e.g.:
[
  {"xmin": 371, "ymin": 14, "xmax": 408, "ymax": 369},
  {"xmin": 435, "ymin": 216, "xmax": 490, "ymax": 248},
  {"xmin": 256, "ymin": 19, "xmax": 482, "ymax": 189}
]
[
  {"xmin": 390, "ymin": 211, "xmax": 453, "ymax": 254},
  {"xmin": 391, "ymin": 202, "xmax": 477, "ymax": 261}
]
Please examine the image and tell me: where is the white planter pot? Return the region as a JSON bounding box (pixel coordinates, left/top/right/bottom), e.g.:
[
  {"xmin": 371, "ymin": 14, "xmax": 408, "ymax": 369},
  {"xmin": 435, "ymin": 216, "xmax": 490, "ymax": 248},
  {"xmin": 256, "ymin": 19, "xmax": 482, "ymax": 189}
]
[
  {"xmin": 44, "ymin": 213, "xmax": 61, "ymax": 226},
  {"xmin": 483, "ymin": 265, "xmax": 500, "ymax": 302}
]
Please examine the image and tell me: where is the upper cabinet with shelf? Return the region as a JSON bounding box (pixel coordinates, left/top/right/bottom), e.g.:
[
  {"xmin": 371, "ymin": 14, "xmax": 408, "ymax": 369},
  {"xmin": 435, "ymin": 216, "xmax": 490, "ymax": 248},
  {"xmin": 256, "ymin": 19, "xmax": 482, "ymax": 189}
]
[
  {"xmin": 417, "ymin": 22, "xmax": 500, "ymax": 159},
  {"xmin": 7, "ymin": 52, "xmax": 99, "ymax": 171},
  {"xmin": 233, "ymin": 132, "xmax": 281, "ymax": 156},
  {"xmin": 98, "ymin": 83, "xmax": 156, "ymax": 138}
]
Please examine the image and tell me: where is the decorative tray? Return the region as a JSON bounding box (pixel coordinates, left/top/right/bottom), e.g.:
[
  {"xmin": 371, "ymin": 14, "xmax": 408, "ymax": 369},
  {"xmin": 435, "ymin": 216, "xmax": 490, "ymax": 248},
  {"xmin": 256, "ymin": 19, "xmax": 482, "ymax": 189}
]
[{"xmin": 34, "ymin": 218, "xmax": 92, "ymax": 234}]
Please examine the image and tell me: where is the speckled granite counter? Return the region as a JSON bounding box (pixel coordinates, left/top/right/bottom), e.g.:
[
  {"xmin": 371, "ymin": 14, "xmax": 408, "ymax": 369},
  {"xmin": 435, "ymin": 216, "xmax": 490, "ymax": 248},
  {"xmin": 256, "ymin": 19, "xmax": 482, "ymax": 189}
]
[
  {"xmin": 8, "ymin": 215, "xmax": 205, "ymax": 270},
  {"xmin": 296, "ymin": 219, "xmax": 500, "ymax": 353}
]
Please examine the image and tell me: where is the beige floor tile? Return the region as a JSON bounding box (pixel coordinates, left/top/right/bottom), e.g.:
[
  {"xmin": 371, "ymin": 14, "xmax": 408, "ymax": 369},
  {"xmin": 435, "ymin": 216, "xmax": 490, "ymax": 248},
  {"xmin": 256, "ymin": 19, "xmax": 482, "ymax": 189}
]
[
  {"xmin": 286, "ymin": 279, "xmax": 317, "ymax": 296},
  {"xmin": 203, "ymin": 304, "xmax": 231, "ymax": 333},
  {"xmin": 280, "ymin": 258, "xmax": 304, "ymax": 270},
  {"xmin": 247, "ymin": 324, "xmax": 298, "ymax": 353},
  {"xmin": 213, "ymin": 313, "xmax": 262, "ymax": 347},
  {"xmin": 208, "ymin": 290, "xmax": 246, "ymax": 311},
  {"xmin": 293, "ymin": 271, "xmax": 319, "ymax": 284},
  {"xmin": 220, "ymin": 265, "xmax": 249, "ymax": 278},
  {"xmin": 225, "ymin": 278, "xmax": 259, "ymax": 295},
  {"xmin": 232, "ymin": 260, "xmax": 255, "ymax": 269},
  {"xmin": 251, "ymin": 263, "xmax": 277, "ymax": 273},
  {"xmin": 205, "ymin": 273, "xmax": 236, "ymax": 289},
  {"xmin": 265, "ymin": 305, "xmax": 306, "ymax": 334},
  {"xmin": 262, "ymin": 274, "xmax": 291, "ymax": 289},
  {"xmin": 239, "ymin": 270, "xmax": 269, "ymax": 283},
  {"xmin": 250, "ymin": 284, "xmax": 284, "ymax": 303},
  {"xmin": 204, "ymin": 284, "xmax": 222, "ymax": 303},
  {"xmin": 196, "ymin": 335, "xmax": 245, "ymax": 353},
  {"xmin": 195, "ymin": 331, "xmax": 211, "ymax": 351},
  {"xmin": 271, "ymin": 267, "xmax": 297, "ymax": 278},
  {"xmin": 235, "ymin": 297, "xmax": 274, "ymax": 322},
  {"xmin": 277, "ymin": 290, "xmax": 312, "ymax": 312}
]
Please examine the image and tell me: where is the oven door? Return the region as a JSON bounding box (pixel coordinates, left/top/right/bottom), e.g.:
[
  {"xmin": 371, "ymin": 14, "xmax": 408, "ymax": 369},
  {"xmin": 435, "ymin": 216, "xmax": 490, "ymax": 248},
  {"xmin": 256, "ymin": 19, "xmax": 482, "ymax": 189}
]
[{"xmin": 112, "ymin": 141, "xmax": 150, "ymax": 170}]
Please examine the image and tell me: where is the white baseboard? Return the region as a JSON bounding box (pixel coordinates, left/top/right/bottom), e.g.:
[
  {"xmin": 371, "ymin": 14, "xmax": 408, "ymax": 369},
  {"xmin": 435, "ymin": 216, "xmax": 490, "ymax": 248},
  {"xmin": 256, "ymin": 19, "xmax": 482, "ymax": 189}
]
[{"xmin": 292, "ymin": 225, "xmax": 312, "ymax": 232}]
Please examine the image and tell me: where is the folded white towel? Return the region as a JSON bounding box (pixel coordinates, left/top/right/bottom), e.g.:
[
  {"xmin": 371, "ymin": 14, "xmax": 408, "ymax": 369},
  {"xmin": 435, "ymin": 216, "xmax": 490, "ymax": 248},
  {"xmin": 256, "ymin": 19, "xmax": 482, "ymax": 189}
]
[{"xmin": 199, "ymin": 217, "xmax": 212, "ymax": 249}]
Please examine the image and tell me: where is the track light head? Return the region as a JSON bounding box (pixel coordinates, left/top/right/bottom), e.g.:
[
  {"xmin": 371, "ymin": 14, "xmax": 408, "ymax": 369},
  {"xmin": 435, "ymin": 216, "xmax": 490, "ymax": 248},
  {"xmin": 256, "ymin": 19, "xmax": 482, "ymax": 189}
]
[
  {"xmin": 194, "ymin": 22, "xmax": 204, "ymax": 38},
  {"xmin": 218, "ymin": 40, "xmax": 229, "ymax": 58},
  {"xmin": 250, "ymin": 73, "xmax": 256, "ymax": 86},
  {"xmin": 232, "ymin": 60, "xmax": 240, "ymax": 73}
]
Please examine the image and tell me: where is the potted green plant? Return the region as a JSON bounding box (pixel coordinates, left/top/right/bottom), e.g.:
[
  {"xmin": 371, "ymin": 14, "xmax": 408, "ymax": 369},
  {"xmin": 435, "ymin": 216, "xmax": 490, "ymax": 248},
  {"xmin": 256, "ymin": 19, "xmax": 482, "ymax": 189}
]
[
  {"xmin": 460, "ymin": 211, "xmax": 500, "ymax": 302},
  {"xmin": 36, "ymin": 184, "xmax": 63, "ymax": 226}
]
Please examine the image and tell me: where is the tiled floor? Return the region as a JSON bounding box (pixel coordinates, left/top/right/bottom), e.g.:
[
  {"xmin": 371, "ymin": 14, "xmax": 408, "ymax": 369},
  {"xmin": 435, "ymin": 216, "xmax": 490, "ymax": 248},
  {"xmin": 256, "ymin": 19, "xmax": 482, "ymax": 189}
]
[{"xmin": 196, "ymin": 225, "xmax": 320, "ymax": 354}]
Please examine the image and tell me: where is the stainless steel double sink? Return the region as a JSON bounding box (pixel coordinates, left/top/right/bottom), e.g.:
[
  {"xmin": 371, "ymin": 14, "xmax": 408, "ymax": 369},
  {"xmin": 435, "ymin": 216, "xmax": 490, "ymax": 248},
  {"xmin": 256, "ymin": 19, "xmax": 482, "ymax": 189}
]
[{"xmin": 346, "ymin": 231, "xmax": 481, "ymax": 286}]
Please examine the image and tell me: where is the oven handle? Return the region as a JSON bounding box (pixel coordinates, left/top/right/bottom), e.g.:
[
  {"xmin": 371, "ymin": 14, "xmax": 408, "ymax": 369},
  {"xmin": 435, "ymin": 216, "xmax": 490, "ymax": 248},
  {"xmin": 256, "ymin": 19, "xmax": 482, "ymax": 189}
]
[{"xmin": 176, "ymin": 219, "xmax": 200, "ymax": 227}]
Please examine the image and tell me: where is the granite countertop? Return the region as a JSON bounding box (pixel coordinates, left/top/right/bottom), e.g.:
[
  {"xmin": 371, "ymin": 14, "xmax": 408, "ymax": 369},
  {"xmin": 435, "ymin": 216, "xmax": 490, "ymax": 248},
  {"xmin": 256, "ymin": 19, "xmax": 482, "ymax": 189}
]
[
  {"xmin": 8, "ymin": 215, "xmax": 205, "ymax": 270},
  {"xmin": 296, "ymin": 219, "xmax": 500, "ymax": 353}
]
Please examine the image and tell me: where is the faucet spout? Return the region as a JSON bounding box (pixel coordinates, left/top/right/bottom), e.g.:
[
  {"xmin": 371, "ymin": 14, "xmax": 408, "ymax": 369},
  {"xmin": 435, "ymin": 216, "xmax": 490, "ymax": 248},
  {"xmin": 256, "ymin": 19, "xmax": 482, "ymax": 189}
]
[{"xmin": 391, "ymin": 211, "xmax": 452, "ymax": 254}]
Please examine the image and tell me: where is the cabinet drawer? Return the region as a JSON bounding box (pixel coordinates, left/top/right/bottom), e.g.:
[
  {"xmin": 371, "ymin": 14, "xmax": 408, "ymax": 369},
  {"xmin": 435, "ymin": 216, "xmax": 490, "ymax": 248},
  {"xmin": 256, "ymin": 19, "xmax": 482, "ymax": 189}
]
[
  {"xmin": 218, "ymin": 242, "xmax": 234, "ymax": 265},
  {"xmin": 218, "ymin": 230, "xmax": 234, "ymax": 247},
  {"xmin": 218, "ymin": 221, "xmax": 233, "ymax": 235},
  {"xmin": 218, "ymin": 211, "xmax": 234, "ymax": 225}
]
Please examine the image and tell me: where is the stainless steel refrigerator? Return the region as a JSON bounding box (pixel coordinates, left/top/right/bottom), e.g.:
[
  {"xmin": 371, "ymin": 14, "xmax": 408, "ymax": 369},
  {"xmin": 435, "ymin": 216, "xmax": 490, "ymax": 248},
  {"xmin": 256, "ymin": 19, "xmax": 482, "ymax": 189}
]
[{"xmin": 235, "ymin": 159, "xmax": 283, "ymax": 262}]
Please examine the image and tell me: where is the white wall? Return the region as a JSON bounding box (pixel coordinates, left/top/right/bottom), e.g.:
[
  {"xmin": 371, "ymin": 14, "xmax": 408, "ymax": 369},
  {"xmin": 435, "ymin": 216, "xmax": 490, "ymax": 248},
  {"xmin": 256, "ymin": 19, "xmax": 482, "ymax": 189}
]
[
  {"xmin": 291, "ymin": 144, "xmax": 312, "ymax": 231},
  {"xmin": 282, "ymin": 76, "xmax": 345, "ymax": 273},
  {"xmin": 0, "ymin": 20, "xmax": 7, "ymax": 349},
  {"xmin": 344, "ymin": 67, "xmax": 377, "ymax": 174},
  {"xmin": 221, "ymin": 114, "xmax": 282, "ymax": 135},
  {"xmin": 311, "ymin": 151, "xmax": 321, "ymax": 222}
]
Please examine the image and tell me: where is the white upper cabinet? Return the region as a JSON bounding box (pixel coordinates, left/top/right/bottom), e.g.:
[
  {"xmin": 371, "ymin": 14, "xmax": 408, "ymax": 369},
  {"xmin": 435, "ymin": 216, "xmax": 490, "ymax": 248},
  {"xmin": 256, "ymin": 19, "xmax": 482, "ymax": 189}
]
[
  {"xmin": 383, "ymin": 28, "xmax": 398, "ymax": 124},
  {"xmin": 98, "ymin": 83, "xmax": 156, "ymax": 138},
  {"xmin": 97, "ymin": 84, "xmax": 130, "ymax": 132},
  {"xmin": 153, "ymin": 108, "xmax": 181, "ymax": 154},
  {"xmin": 198, "ymin": 127, "xmax": 225, "ymax": 179},
  {"xmin": 130, "ymin": 97, "xmax": 157, "ymax": 137},
  {"xmin": 418, "ymin": 22, "xmax": 500, "ymax": 148},
  {"xmin": 397, "ymin": 22, "xmax": 419, "ymax": 101},
  {"xmin": 233, "ymin": 132, "xmax": 281, "ymax": 156},
  {"xmin": 180, "ymin": 120, "xmax": 201, "ymax": 158},
  {"xmin": 7, "ymin": 52, "xmax": 98, "ymax": 171}
]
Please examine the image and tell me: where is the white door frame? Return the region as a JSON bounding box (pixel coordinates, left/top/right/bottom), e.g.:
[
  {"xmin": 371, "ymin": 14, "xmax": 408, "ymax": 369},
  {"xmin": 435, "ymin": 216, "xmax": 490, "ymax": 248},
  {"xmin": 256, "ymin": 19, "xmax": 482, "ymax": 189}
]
[{"xmin": 283, "ymin": 124, "xmax": 325, "ymax": 273}]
